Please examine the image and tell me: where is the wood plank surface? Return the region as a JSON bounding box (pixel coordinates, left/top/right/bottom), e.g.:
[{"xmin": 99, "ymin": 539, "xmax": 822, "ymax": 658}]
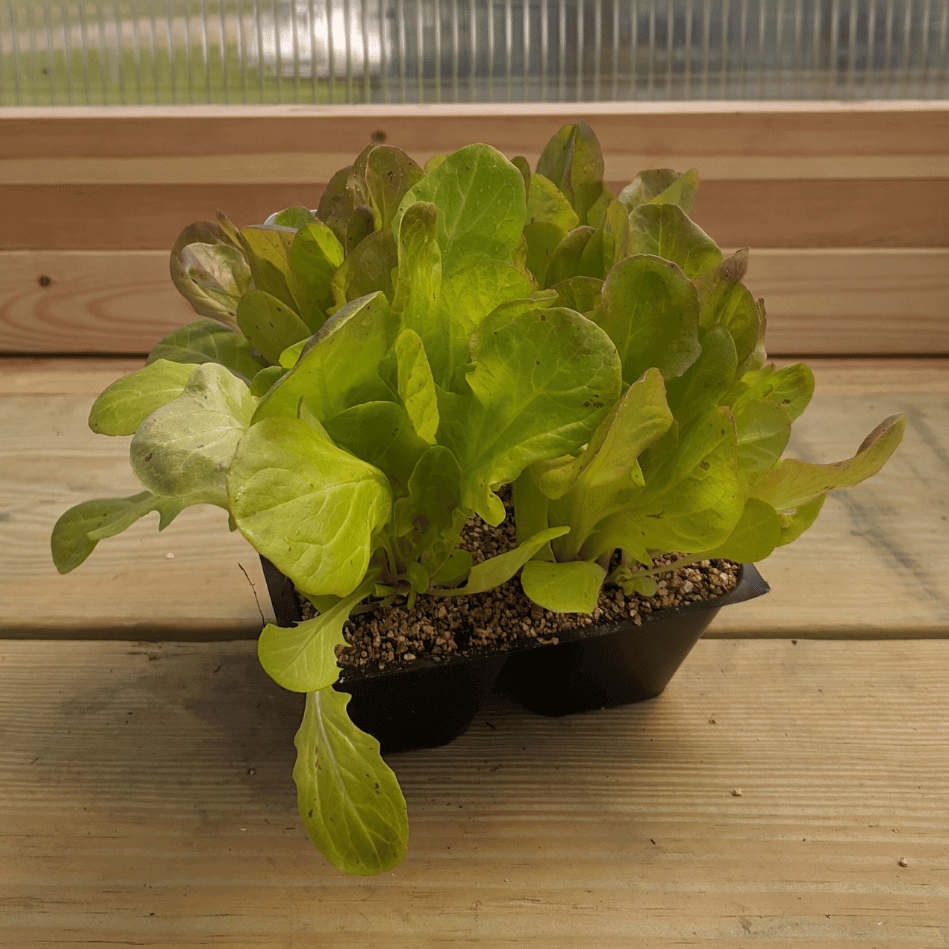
[
  {"xmin": 3, "ymin": 102, "xmax": 947, "ymax": 172},
  {"xmin": 0, "ymin": 250, "xmax": 195, "ymax": 354},
  {"xmin": 2, "ymin": 358, "xmax": 947, "ymax": 639},
  {"xmin": 3, "ymin": 249, "xmax": 947, "ymax": 355},
  {"xmin": 5, "ymin": 179, "xmax": 947, "ymax": 251},
  {"xmin": 0, "ymin": 637, "xmax": 946, "ymax": 947},
  {"xmin": 3, "ymin": 356, "xmax": 946, "ymax": 397},
  {"xmin": 1, "ymin": 103, "xmax": 946, "ymax": 252}
]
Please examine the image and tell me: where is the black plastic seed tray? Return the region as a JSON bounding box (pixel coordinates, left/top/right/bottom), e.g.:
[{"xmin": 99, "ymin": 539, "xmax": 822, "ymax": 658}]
[{"xmin": 260, "ymin": 557, "xmax": 769, "ymax": 754}]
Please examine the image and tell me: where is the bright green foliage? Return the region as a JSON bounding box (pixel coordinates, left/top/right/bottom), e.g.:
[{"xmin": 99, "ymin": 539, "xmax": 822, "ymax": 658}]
[
  {"xmin": 618, "ymin": 168, "xmax": 699, "ymax": 213},
  {"xmin": 440, "ymin": 305, "xmax": 622, "ymax": 525},
  {"xmin": 146, "ymin": 318, "xmax": 266, "ymax": 384},
  {"xmin": 535, "ymin": 120, "xmax": 612, "ymax": 226},
  {"xmin": 130, "ymin": 363, "xmax": 256, "ymax": 509},
  {"xmin": 227, "ymin": 416, "xmax": 393, "ymax": 598},
  {"xmin": 395, "ymin": 329, "xmax": 440, "ymax": 444},
  {"xmin": 520, "ymin": 559, "xmax": 607, "ymax": 612},
  {"xmin": 592, "ymin": 255, "xmax": 701, "ymax": 385},
  {"xmin": 259, "ymin": 576, "xmax": 379, "ymax": 692},
  {"xmin": 431, "ymin": 525, "xmax": 569, "ymax": 597},
  {"xmin": 50, "ymin": 490, "xmax": 192, "ymax": 574},
  {"xmin": 395, "ymin": 143, "xmax": 528, "ymax": 276},
  {"xmin": 89, "ymin": 359, "xmax": 197, "ymax": 436},
  {"xmin": 294, "ymin": 688, "xmax": 408, "ymax": 875},
  {"xmin": 287, "ymin": 221, "xmax": 344, "ymax": 325},
  {"xmin": 237, "ymin": 289, "xmax": 312, "ymax": 364},
  {"xmin": 52, "ymin": 123, "xmax": 905, "ymax": 877},
  {"xmin": 629, "ymin": 204, "xmax": 723, "ymax": 278},
  {"xmin": 254, "ymin": 292, "xmax": 399, "ymax": 425}
]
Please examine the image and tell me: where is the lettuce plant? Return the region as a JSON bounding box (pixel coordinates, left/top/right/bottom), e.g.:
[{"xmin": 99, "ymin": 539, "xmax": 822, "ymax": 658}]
[{"xmin": 52, "ymin": 122, "xmax": 904, "ymax": 876}]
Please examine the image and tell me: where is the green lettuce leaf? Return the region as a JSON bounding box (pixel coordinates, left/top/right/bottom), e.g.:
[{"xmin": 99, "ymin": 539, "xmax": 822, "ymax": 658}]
[
  {"xmin": 254, "ymin": 292, "xmax": 398, "ymax": 425},
  {"xmin": 355, "ymin": 144, "xmax": 425, "ymax": 230},
  {"xmin": 88, "ymin": 359, "xmax": 197, "ymax": 436},
  {"xmin": 432, "ymin": 261, "xmax": 535, "ymax": 386},
  {"xmin": 584, "ymin": 407, "xmax": 745, "ymax": 562},
  {"xmin": 629, "ymin": 204, "xmax": 723, "ymax": 278},
  {"xmin": 433, "ymin": 526, "xmax": 569, "ymax": 597},
  {"xmin": 394, "ymin": 329, "xmax": 439, "ymax": 444},
  {"xmin": 228, "ymin": 415, "xmax": 392, "ymax": 597},
  {"xmin": 267, "ymin": 206, "xmax": 317, "ymax": 229},
  {"xmin": 527, "ymin": 172, "xmax": 581, "ymax": 233},
  {"xmin": 664, "ymin": 325, "xmax": 738, "ymax": 427},
  {"xmin": 258, "ymin": 575, "xmax": 378, "ymax": 692},
  {"xmin": 293, "ymin": 688, "xmax": 408, "ymax": 875},
  {"xmin": 593, "ymin": 254, "xmax": 701, "ymax": 385},
  {"xmin": 130, "ymin": 363, "xmax": 256, "ymax": 507},
  {"xmin": 730, "ymin": 362, "xmax": 814, "ymax": 423},
  {"xmin": 51, "ymin": 490, "xmax": 191, "ymax": 574},
  {"xmin": 288, "ymin": 221, "xmax": 345, "ymax": 327},
  {"xmin": 169, "ymin": 221, "xmax": 251, "ymax": 326},
  {"xmin": 734, "ymin": 399, "xmax": 792, "ymax": 486},
  {"xmin": 535, "ymin": 121, "xmax": 611, "ymax": 227},
  {"xmin": 520, "ymin": 559, "xmax": 606, "ymax": 613},
  {"xmin": 550, "ymin": 276, "xmax": 603, "ymax": 315},
  {"xmin": 146, "ymin": 318, "xmax": 266, "ymax": 384},
  {"xmin": 392, "ymin": 445, "xmax": 466, "ymax": 569},
  {"xmin": 330, "ymin": 230, "xmax": 398, "ymax": 306},
  {"xmin": 394, "ymin": 144, "xmax": 528, "ymax": 276},
  {"xmin": 543, "ymin": 368, "xmax": 674, "ymax": 560},
  {"xmin": 317, "ymin": 163, "xmax": 358, "ymax": 245},
  {"xmin": 238, "ymin": 224, "xmax": 298, "ymax": 310},
  {"xmin": 391, "ymin": 201, "xmax": 443, "ymax": 362},
  {"xmin": 439, "ymin": 306, "xmax": 622, "ymax": 524},
  {"xmin": 777, "ymin": 495, "xmax": 826, "ymax": 546},
  {"xmin": 698, "ymin": 495, "xmax": 784, "ymax": 563},
  {"xmin": 752, "ymin": 415, "xmax": 906, "ymax": 513},
  {"xmin": 618, "ymin": 168, "xmax": 699, "ymax": 213},
  {"xmin": 324, "ymin": 401, "xmax": 431, "ymax": 497},
  {"xmin": 236, "ymin": 289, "xmax": 312, "ymax": 366},
  {"xmin": 544, "ymin": 226, "xmax": 597, "ymax": 285},
  {"xmin": 694, "ymin": 250, "xmax": 763, "ymax": 369}
]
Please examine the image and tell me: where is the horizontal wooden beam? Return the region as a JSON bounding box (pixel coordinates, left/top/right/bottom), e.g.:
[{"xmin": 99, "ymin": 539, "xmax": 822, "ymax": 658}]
[
  {"xmin": 3, "ymin": 102, "xmax": 948, "ymax": 169},
  {"xmin": 2, "ymin": 249, "xmax": 946, "ymax": 355},
  {"xmin": 6, "ymin": 356, "xmax": 946, "ymax": 397},
  {"xmin": 4, "ymin": 153, "xmax": 947, "ymax": 185},
  {"xmin": 1, "ymin": 103, "xmax": 946, "ymax": 251},
  {"xmin": 5, "ymin": 178, "xmax": 947, "ymax": 251}
]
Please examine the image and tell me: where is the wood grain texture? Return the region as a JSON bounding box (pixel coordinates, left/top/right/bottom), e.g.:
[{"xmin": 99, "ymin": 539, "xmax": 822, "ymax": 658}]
[
  {"xmin": 0, "ymin": 637, "xmax": 946, "ymax": 947},
  {"xmin": 3, "ymin": 249, "xmax": 947, "ymax": 355},
  {"xmin": 5, "ymin": 178, "xmax": 947, "ymax": 251},
  {"xmin": 1, "ymin": 103, "xmax": 946, "ymax": 253},
  {"xmin": 0, "ymin": 357, "xmax": 144, "ymax": 394},
  {"xmin": 2, "ymin": 102, "xmax": 947, "ymax": 169},
  {"xmin": 0, "ymin": 250, "xmax": 195, "ymax": 353},
  {"xmin": 2, "ymin": 358, "xmax": 947, "ymax": 639},
  {"xmin": 743, "ymin": 249, "xmax": 949, "ymax": 355},
  {"xmin": 5, "ymin": 356, "xmax": 946, "ymax": 397}
]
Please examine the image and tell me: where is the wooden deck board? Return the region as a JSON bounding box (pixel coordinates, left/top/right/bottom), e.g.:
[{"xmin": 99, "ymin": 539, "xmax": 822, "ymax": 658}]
[
  {"xmin": 3, "ymin": 248, "xmax": 948, "ymax": 356},
  {"xmin": 0, "ymin": 637, "xmax": 946, "ymax": 947},
  {"xmin": 2, "ymin": 358, "xmax": 947, "ymax": 639}
]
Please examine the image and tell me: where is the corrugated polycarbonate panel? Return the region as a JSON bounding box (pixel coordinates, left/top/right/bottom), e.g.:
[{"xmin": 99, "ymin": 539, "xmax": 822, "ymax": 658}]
[{"xmin": 1, "ymin": 0, "xmax": 947, "ymax": 104}]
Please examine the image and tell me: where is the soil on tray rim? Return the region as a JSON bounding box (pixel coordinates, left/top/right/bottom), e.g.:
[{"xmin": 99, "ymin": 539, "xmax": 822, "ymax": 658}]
[{"xmin": 296, "ymin": 490, "xmax": 741, "ymax": 680}]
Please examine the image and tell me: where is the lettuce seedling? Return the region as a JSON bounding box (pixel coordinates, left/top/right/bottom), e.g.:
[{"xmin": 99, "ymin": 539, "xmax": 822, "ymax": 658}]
[
  {"xmin": 510, "ymin": 126, "xmax": 903, "ymax": 609},
  {"xmin": 51, "ymin": 122, "xmax": 903, "ymax": 875}
]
